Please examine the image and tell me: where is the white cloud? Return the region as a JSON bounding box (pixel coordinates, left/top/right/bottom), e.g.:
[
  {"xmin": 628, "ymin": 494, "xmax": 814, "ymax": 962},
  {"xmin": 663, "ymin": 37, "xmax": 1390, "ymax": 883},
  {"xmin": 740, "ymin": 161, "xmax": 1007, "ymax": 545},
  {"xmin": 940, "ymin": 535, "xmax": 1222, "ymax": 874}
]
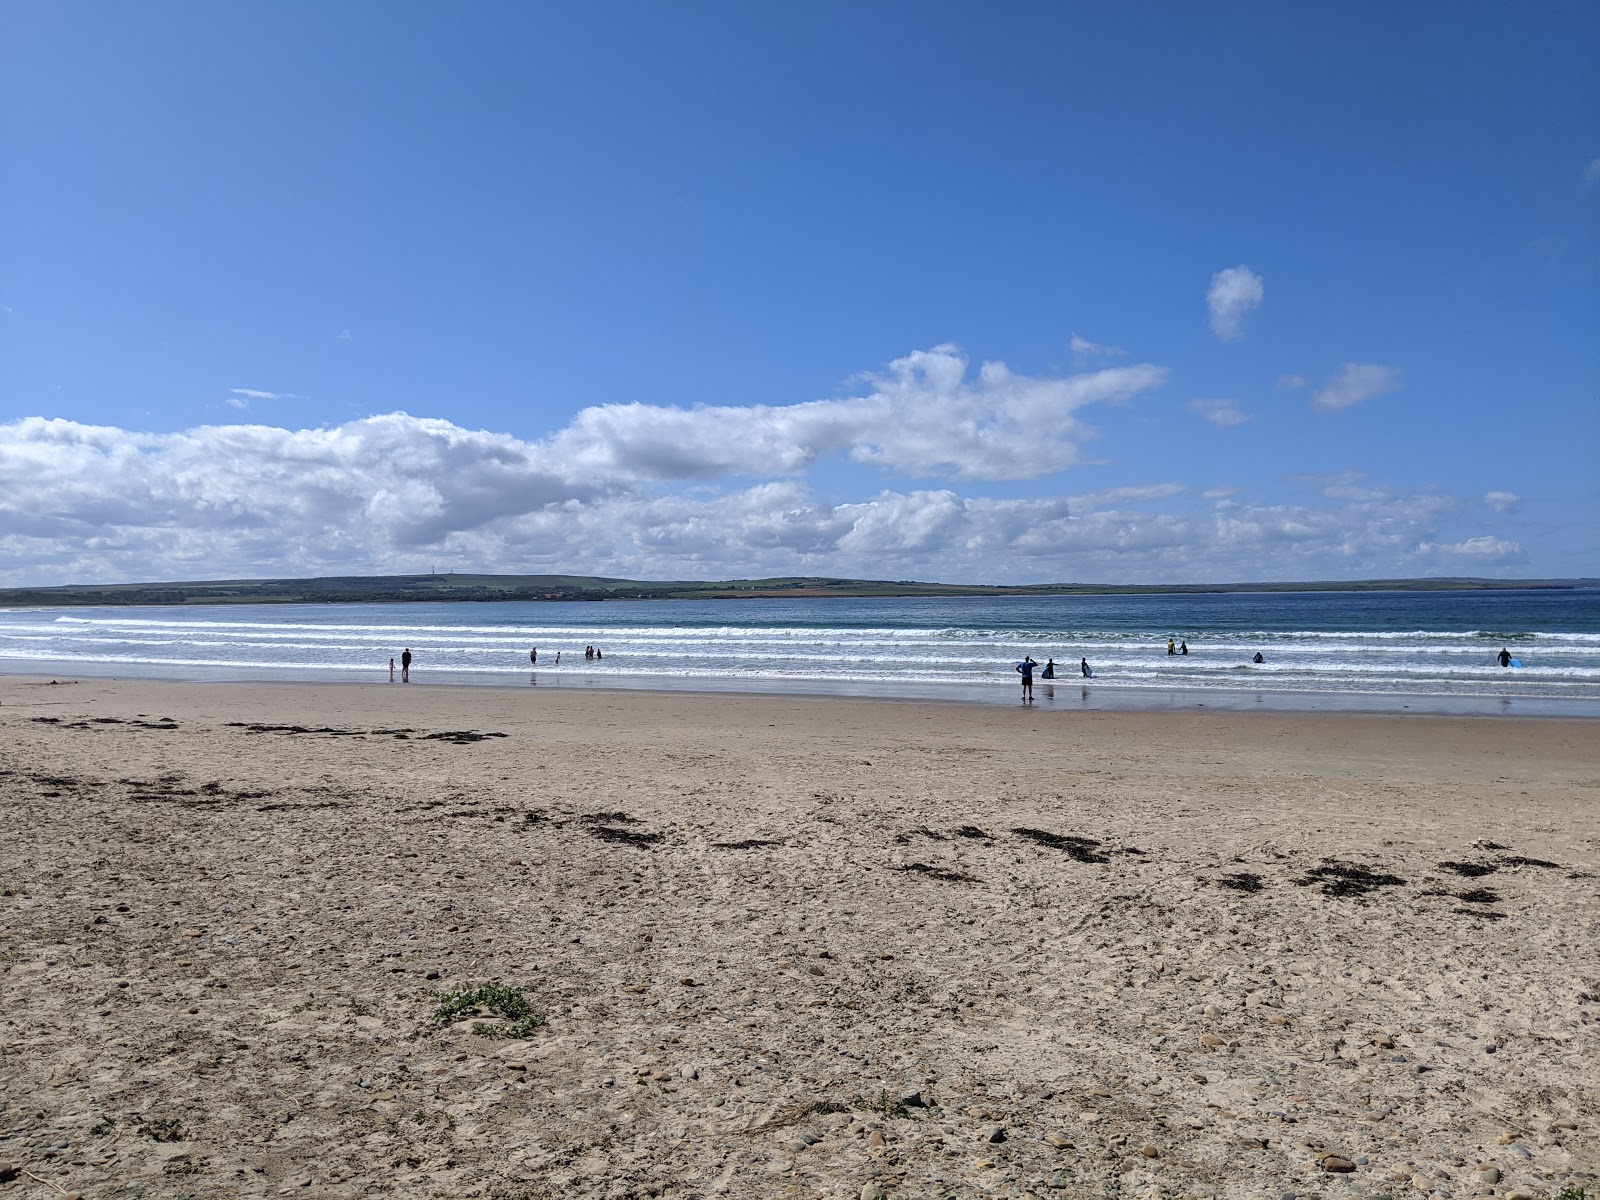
[
  {"xmin": 230, "ymin": 388, "xmax": 283, "ymax": 401},
  {"xmin": 1188, "ymin": 398, "xmax": 1252, "ymax": 428},
  {"xmin": 547, "ymin": 345, "xmax": 1169, "ymax": 483},
  {"xmin": 1276, "ymin": 374, "xmax": 1306, "ymax": 389},
  {"xmin": 1312, "ymin": 363, "xmax": 1403, "ymax": 411},
  {"xmin": 1413, "ymin": 536, "xmax": 1526, "ymax": 566},
  {"xmin": 1069, "ymin": 333, "xmax": 1127, "ymax": 364},
  {"xmin": 1484, "ymin": 490, "xmax": 1520, "ymax": 512},
  {"xmin": 0, "ymin": 343, "xmax": 1546, "ymax": 587},
  {"xmin": 1206, "ymin": 265, "xmax": 1264, "ymax": 341},
  {"xmin": 1585, "ymin": 158, "xmax": 1600, "ymax": 185},
  {"xmin": 0, "ymin": 410, "xmax": 1526, "ymax": 586},
  {"xmin": 1068, "ymin": 484, "xmax": 1187, "ymax": 510}
]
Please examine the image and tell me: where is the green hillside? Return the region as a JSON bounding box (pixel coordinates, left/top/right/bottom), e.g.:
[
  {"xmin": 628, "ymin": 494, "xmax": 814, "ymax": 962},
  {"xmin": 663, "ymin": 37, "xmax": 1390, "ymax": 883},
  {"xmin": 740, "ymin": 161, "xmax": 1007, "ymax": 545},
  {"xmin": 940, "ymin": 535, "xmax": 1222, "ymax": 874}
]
[{"xmin": 0, "ymin": 572, "xmax": 1593, "ymax": 608}]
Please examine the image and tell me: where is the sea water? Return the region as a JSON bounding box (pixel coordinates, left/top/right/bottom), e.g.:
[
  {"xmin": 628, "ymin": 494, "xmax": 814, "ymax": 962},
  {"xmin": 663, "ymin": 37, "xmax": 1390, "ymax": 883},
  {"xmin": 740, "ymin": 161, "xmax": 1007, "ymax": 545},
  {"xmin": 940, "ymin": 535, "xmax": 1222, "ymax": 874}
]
[{"xmin": 1, "ymin": 589, "xmax": 1597, "ymax": 716}]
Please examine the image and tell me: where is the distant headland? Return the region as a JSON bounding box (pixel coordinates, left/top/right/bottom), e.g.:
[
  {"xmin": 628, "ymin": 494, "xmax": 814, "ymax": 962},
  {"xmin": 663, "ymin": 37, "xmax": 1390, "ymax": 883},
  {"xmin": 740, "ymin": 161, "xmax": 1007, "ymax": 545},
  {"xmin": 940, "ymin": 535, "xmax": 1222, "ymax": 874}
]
[{"xmin": 0, "ymin": 573, "xmax": 1594, "ymax": 608}]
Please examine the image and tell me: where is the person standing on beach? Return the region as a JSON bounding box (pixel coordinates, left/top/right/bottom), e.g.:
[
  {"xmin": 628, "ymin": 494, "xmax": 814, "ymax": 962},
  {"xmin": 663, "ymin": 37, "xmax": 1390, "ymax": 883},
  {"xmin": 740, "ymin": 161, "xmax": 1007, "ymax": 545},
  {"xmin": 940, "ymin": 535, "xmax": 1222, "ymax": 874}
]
[
  {"xmin": 1167, "ymin": 638, "xmax": 1176, "ymax": 655},
  {"xmin": 529, "ymin": 647, "xmax": 537, "ymax": 667},
  {"xmin": 1016, "ymin": 655, "xmax": 1037, "ymax": 703},
  {"xmin": 1042, "ymin": 657, "xmax": 1055, "ymax": 679},
  {"xmin": 400, "ymin": 648, "xmax": 412, "ymax": 682}
]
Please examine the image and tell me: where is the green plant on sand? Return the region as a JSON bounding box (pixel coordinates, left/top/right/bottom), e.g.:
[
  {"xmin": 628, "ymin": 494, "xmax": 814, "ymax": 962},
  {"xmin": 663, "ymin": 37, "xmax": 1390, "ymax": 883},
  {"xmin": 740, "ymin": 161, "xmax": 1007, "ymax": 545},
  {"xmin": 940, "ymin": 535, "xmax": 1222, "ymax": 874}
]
[{"xmin": 431, "ymin": 982, "xmax": 546, "ymax": 1038}]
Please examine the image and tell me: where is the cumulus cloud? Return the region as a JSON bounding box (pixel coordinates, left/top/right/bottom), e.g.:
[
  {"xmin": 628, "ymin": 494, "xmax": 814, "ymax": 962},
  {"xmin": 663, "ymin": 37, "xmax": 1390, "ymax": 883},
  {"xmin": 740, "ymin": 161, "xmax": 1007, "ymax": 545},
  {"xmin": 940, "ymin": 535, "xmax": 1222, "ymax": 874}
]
[
  {"xmin": 547, "ymin": 345, "xmax": 1169, "ymax": 483},
  {"xmin": 1206, "ymin": 266, "xmax": 1264, "ymax": 341},
  {"xmin": 1484, "ymin": 490, "xmax": 1520, "ymax": 512},
  {"xmin": 1312, "ymin": 363, "xmax": 1403, "ymax": 411},
  {"xmin": 1188, "ymin": 398, "xmax": 1252, "ymax": 428}
]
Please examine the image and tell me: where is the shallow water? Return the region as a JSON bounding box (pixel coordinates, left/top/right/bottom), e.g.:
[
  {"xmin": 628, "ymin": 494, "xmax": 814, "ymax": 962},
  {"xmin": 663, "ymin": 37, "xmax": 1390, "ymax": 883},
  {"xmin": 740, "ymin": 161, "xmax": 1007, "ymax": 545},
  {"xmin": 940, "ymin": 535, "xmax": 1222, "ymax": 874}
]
[{"xmin": 2, "ymin": 588, "xmax": 1597, "ymax": 716}]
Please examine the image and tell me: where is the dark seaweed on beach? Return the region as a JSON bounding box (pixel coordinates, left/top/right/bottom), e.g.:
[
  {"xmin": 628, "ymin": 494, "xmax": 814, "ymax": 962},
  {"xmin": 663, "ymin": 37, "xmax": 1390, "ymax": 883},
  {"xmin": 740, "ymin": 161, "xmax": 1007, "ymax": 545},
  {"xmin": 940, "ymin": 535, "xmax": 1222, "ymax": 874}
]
[
  {"xmin": 1475, "ymin": 840, "xmax": 1510, "ymax": 850},
  {"xmin": 1455, "ymin": 908, "xmax": 1507, "ymax": 920},
  {"xmin": 588, "ymin": 826, "xmax": 662, "ymax": 848},
  {"xmin": 27, "ymin": 773, "xmax": 91, "ymax": 790},
  {"xmin": 1457, "ymin": 887, "xmax": 1501, "ymax": 904},
  {"xmin": 1439, "ymin": 860, "xmax": 1498, "ymax": 877},
  {"xmin": 894, "ymin": 825, "xmax": 948, "ymax": 844},
  {"xmin": 227, "ymin": 722, "xmax": 362, "ymax": 736},
  {"xmin": 30, "ymin": 717, "xmax": 61, "ymax": 724},
  {"xmin": 1010, "ymin": 828, "xmax": 1111, "ymax": 864},
  {"xmin": 952, "ymin": 825, "xmax": 992, "ymax": 840},
  {"xmin": 422, "ymin": 730, "xmax": 508, "ymax": 744},
  {"xmin": 895, "ymin": 862, "xmax": 976, "ymax": 883},
  {"xmin": 581, "ymin": 811, "xmax": 639, "ymax": 825},
  {"xmin": 1218, "ymin": 872, "xmax": 1264, "ymax": 892},
  {"xmin": 712, "ymin": 838, "xmax": 785, "ymax": 850},
  {"xmin": 1500, "ymin": 855, "xmax": 1559, "ymax": 869},
  {"xmin": 1293, "ymin": 860, "xmax": 1406, "ymax": 898}
]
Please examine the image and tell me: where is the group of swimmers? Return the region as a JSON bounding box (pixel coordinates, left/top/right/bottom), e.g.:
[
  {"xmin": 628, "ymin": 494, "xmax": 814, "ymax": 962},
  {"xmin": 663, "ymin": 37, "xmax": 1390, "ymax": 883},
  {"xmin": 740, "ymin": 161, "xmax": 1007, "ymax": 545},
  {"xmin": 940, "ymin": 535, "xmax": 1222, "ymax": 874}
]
[
  {"xmin": 526, "ymin": 645, "xmax": 601, "ymax": 668},
  {"xmin": 1014, "ymin": 641, "xmax": 1272, "ymax": 700},
  {"xmin": 1014, "ymin": 655, "xmax": 1094, "ymax": 700},
  {"xmin": 390, "ymin": 645, "xmax": 611, "ymax": 681}
]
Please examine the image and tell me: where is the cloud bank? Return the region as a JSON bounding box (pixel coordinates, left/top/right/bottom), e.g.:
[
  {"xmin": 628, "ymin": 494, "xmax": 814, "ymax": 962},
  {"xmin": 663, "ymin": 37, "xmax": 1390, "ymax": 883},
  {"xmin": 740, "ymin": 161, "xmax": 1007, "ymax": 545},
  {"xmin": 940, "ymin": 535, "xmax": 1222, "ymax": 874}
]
[{"xmin": 0, "ymin": 394, "xmax": 1524, "ymax": 587}]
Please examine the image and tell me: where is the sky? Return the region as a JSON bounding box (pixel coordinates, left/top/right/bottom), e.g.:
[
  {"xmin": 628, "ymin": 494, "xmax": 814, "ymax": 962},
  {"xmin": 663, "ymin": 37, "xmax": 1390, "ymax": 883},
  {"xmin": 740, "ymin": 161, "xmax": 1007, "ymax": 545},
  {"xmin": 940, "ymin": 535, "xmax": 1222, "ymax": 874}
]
[{"xmin": 2, "ymin": 1, "xmax": 1596, "ymax": 587}]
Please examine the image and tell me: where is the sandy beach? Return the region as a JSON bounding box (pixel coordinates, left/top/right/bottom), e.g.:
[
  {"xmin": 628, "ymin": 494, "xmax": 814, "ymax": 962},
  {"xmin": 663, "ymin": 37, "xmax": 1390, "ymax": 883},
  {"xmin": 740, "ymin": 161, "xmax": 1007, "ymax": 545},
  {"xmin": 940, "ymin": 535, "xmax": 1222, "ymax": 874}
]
[{"xmin": 2, "ymin": 674, "xmax": 1596, "ymax": 1200}]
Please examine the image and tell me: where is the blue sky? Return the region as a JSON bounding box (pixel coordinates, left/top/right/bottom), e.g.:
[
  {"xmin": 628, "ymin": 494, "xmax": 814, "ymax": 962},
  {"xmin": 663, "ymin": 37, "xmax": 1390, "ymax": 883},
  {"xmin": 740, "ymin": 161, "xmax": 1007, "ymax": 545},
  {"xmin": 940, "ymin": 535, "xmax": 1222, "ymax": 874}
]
[{"xmin": 2, "ymin": 1, "xmax": 1595, "ymax": 586}]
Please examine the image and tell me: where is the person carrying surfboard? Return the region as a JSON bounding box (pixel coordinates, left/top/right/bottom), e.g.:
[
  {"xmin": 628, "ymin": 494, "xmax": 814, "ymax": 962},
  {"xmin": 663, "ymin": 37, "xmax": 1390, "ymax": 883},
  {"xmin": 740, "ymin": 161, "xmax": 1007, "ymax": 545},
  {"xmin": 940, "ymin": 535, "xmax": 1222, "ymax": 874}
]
[{"xmin": 1497, "ymin": 647, "xmax": 1512, "ymax": 668}]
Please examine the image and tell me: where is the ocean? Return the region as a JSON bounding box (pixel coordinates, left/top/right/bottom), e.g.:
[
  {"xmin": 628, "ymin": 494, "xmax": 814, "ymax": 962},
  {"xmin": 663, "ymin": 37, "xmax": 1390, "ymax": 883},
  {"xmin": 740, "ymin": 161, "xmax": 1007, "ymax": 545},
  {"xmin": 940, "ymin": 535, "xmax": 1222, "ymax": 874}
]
[{"xmin": 2, "ymin": 588, "xmax": 1598, "ymax": 716}]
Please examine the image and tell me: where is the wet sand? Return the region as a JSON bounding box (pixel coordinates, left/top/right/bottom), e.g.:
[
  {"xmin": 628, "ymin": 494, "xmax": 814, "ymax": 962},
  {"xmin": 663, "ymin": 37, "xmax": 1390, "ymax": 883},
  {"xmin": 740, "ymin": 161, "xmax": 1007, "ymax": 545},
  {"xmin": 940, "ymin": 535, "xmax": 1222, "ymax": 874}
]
[{"xmin": 2, "ymin": 674, "xmax": 1597, "ymax": 1199}]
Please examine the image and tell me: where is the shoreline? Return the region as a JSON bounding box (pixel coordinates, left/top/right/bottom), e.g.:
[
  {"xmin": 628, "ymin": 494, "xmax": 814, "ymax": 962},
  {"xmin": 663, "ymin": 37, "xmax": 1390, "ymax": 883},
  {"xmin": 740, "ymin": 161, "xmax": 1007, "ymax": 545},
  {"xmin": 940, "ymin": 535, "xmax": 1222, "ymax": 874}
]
[{"xmin": 4, "ymin": 661, "xmax": 1598, "ymax": 719}]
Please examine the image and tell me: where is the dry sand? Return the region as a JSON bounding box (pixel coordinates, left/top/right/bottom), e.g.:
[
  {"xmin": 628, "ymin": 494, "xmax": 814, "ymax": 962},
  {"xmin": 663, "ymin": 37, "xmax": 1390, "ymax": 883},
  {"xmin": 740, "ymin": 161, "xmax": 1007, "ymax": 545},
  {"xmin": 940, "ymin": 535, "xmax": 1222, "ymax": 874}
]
[{"xmin": 1, "ymin": 674, "xmax": 1597, "ymax": 1200}]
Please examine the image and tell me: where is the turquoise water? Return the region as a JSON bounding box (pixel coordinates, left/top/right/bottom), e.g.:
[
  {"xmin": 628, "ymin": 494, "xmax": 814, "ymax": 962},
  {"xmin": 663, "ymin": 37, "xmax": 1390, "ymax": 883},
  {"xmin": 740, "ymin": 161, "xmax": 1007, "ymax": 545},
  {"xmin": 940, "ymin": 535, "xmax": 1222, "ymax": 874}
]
[{"xmin": 1, "ymin": 589, "xmax": 1597, "ymax": 715}]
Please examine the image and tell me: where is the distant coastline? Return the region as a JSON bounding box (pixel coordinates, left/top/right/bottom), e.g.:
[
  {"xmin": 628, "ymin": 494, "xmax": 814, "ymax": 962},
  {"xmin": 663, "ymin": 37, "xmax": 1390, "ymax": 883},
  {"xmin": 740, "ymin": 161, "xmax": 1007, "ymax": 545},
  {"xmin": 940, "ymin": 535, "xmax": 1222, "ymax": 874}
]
[{"xmin": 0, "ymin": 572, "xmax": 1595, "ymax": 609}]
